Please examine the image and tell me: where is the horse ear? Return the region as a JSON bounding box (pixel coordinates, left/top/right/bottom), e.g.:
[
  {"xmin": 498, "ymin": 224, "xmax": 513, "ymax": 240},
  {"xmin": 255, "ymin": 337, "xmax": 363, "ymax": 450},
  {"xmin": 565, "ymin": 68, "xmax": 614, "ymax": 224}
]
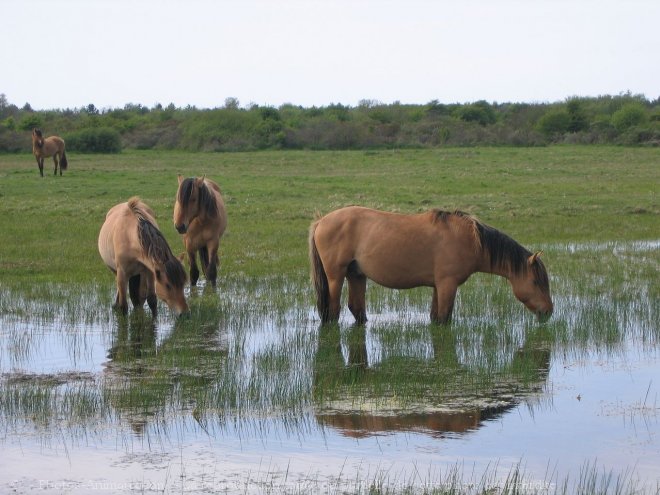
[
  {"xmin": 528, "ymin": 251, "xmax": 543, "ymax": 266},
  {"xmin": 177, "ymin": 174, "xmax": 183, "ymax": 185},
  {"xmin": 195, "ymin": 176, "xmax": 205, "ymax": 186}
]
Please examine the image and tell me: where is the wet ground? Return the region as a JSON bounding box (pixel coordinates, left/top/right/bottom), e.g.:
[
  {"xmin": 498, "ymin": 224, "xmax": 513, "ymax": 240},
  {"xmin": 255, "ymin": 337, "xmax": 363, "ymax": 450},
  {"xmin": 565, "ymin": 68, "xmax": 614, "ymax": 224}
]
[{"xmin": 1, "ymin": 241, "xmax": 659, "ymax": 493}]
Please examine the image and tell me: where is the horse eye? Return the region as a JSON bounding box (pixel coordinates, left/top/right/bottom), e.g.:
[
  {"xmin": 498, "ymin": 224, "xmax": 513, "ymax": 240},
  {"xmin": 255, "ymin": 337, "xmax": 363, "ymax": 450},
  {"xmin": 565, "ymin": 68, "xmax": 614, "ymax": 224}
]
[{"xmin": 166, "ymin": 283, "xmax": 172, "ymax": 290}]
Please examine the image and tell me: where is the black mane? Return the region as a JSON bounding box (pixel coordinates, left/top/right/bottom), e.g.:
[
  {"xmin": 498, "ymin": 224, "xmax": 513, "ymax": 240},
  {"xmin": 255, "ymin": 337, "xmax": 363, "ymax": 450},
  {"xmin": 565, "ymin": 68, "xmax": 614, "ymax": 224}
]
[
  {"xmin": 136, "ymin": 217, "xmax": 186, "ymax": 288},
  {"xmin": 434, "ymin": 209, "xmax": 548, "ymax": 285},
  {"xmin": 477, "ymin": 221, "xmax": 549, "ymax": 287}
]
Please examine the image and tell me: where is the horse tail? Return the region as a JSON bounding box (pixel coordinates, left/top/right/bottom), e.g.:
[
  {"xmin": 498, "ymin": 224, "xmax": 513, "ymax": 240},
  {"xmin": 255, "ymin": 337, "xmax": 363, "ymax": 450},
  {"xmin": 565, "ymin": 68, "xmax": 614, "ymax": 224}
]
[
  {"xmin": 60, "ymin": 149, "xmax": 68, "ymax": 170},
  {"xmin": 309, "ymin": 219, "xmax": 330, "ymax": 322}
]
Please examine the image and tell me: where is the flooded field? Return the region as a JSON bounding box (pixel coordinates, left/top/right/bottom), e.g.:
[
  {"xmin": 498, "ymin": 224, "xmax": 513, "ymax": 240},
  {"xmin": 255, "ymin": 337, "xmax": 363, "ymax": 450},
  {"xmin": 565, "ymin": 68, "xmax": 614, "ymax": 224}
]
[{"xmin": 1, "ymin": 241, "xmax": 659, "ymax": 494}]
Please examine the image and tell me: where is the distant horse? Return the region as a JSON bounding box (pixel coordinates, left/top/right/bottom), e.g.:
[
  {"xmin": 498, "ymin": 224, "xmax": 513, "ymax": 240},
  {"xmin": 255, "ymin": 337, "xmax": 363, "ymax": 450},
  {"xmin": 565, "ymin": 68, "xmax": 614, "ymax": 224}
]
[
  {"xmin": 173, "ymin": 175, "xmax": 227, "ymax": 287},
  {"xmin": 309, "ymin": 206, "xmax": 553, "ymax": 324},
  {"xmin": 32, "ymin": 128, "xmax": 68, "ymax": 177},
  {"xmin": 98, "ymin": 197, "xmax": 189, "ymax": 316}
]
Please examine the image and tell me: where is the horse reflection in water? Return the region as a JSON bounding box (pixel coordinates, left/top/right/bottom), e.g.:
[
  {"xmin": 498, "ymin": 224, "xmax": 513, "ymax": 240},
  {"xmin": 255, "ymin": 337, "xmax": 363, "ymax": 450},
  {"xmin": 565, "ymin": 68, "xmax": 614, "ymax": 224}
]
[
  {"xmin": 313, "ymin": 325, "xmax": 550, "ymax": 438},
  {"xmin": 104, "ymin": 307, "xmax": 226, "ymax": 436},
  {"xmin": 310, "ymin": 207, "xmax": 553, "ymax": 324}
]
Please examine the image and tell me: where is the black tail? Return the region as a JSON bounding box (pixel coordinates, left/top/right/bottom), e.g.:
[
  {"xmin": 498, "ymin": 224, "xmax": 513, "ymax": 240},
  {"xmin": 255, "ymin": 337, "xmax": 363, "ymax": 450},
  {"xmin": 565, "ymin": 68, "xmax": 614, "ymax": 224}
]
[
  {"xmin": 308, "ymin": 220, "xmax": 330, "ymax": 322},
  {"xmin": 60, "ymin": 150, "xmax": 68, "ymax": 170}
]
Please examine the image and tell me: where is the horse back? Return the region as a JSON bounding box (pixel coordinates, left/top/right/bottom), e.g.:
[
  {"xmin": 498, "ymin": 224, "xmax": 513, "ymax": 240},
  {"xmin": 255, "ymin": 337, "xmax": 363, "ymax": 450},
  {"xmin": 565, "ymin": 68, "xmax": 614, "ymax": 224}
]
[
  {"xmin": 315, "ymin": 206, "xmax": 480, "ymax": 288},
  {"xmin": 98, "ymin": 201, "xmax": 153, "ymax": 273}
]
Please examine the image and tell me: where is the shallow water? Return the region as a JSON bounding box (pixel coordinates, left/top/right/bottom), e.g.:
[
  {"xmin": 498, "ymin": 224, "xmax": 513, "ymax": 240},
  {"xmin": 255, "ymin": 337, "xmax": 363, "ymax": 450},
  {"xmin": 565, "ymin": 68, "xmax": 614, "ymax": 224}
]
[{"xmin": 1, "ymin": 241, "xmax": 659, "ymax": 494}]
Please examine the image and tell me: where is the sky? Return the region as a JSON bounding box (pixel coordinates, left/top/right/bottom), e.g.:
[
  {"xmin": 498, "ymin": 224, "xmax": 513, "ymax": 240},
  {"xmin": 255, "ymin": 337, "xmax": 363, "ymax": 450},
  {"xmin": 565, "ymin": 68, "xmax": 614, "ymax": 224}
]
[{"xmin": 2, "ymin": 0, "xmax": 658, "ymax": 110}]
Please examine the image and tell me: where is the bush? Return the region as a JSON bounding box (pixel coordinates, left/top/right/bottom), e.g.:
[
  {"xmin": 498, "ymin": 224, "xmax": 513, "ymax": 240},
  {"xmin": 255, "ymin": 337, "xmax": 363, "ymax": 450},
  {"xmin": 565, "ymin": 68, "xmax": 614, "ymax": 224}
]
[
  {"xmin": 537, "ymin": 110, "xmax": 570, "ymax": 137},
  {"xmin": 66, "ymin": 127, "xmax": 122, "ymax": 153},
  {"xmin": 611, "ymin": 103, "xmax": 648, "ymax": 132},
  {"xmin": 18, "ymin": 114, "xmax": 42, "ymax": 131},
  {"xmin": 455, "ymin": 101, "xmax": 496, "ymax": 126}
]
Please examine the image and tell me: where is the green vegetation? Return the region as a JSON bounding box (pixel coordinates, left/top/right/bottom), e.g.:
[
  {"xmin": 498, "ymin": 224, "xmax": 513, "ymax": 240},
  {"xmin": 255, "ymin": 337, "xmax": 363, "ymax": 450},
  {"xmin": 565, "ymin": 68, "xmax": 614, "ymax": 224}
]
[
  {"xmin": 0, "ymin": 146, "xmax": 657, "ymax": 288},
  {"xmin": 1, "ymin": 93, "xmax": 659, "ymax": 152}
]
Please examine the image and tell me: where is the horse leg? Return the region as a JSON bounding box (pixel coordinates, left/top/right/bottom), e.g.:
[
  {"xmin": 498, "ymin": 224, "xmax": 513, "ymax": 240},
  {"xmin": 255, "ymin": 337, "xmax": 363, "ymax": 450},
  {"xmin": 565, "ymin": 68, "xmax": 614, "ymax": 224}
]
[
  {"xmin": 324, "ymin": 265, "xmax": 347, "ymax": 323},
  {"xmin": 347, "ymin": 268, "xmax": 368, "ymax": 324},
  {"xmin": 53, "ymin": 155, "xmax": 59, "ymax": 176},
  {"xmin": 36, "ymin": 157, "xmax": 44, "ymax": 177},
  {"xmin": 431, "ymin": 280, "xmax": 458, "ymax": 324},
  {"xmin": 128, "ymin": 274, "xmax": 143, "ymax": 308},
  {"xmin": 188, "ymin": 249, "xmax": 200, "ymax": 286},
  {"xmin": 145, "ymin": 273, "xmax": 157, "ymax": 316},
  {"xmin": 205, "ymin": 241, "xmax": 220, "ymax": 288},
  {"xmin": 114, "ymin": 269, "xmax": 129, "ymax": 314}
]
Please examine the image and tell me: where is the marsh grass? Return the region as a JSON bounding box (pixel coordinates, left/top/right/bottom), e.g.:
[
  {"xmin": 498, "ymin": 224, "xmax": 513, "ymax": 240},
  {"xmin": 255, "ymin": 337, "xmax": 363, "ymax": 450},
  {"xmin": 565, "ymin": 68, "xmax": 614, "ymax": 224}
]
[{"xmin": 0, "ymin": 148, "xmax": 659, "ymax": 492}]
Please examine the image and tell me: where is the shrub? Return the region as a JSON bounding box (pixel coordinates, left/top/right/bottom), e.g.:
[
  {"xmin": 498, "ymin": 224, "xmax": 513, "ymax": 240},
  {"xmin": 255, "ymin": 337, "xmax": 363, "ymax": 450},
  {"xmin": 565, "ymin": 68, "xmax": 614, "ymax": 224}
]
[
  {"xmin": 537, "ymin": 110, "xmax": 570, "ymax": 137},
  {"xmin": 566, "ymin": 99, "xmax": 589, "ymax": 132},
  {"xmin": 18, "ymin": 114, "xmax": 42, "ymax": 131},
  {"xmin": 611, "ymin": 103, "xmax": 648, "ymax": 132},
  {"xmin": 455, "ymin": 101, "xmax": 496, "ymax": 126},
  {"xmin": 66, "ymin": 127, "xmax": 122, "ymax": 153}
]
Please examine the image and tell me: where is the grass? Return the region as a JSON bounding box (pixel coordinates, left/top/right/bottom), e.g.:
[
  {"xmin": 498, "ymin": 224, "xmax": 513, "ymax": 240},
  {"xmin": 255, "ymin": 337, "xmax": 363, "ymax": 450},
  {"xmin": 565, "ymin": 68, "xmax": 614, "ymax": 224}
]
[{"xmin": 0, "ymin": 146, "xmax": 657, "ymax": 287}]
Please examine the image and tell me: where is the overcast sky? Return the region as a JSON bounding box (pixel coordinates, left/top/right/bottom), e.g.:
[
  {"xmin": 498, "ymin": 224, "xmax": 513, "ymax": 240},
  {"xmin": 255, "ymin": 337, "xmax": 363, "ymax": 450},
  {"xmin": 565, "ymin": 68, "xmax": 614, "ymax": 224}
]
[{"xmin": 2, "ymin": 0, "xmax": 658, "ymax": 110}]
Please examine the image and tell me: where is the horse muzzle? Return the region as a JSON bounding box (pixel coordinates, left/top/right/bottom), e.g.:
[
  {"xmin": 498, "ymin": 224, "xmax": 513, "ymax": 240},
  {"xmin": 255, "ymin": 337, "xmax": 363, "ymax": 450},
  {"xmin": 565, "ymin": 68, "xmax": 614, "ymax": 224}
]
[
  {"xmin": 175, "ymin": 223, "xmax": 188, "ymax": 234},
  {"xmin": 536, "ymin": 309, "xmax": 553, "ymax": 323}
]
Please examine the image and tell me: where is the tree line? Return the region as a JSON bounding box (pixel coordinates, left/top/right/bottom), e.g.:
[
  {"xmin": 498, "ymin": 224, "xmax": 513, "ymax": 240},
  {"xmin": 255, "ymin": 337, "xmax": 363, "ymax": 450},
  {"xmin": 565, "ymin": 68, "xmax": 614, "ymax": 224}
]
[{"xmin": 1, "ymin": 92, "xmax": 658, "ymax": 153}]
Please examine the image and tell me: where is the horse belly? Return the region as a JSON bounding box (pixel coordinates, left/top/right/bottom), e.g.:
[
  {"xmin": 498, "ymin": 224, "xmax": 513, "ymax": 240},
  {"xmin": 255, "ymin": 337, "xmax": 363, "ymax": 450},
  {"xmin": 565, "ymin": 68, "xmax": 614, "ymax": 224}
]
[
  {"xmin": 357, "ymin": 249, "xmax": 436, "ymax": 289},
  {"xmin": 98, "ymin": 221, "xmax": 117, "ymax": 271}
]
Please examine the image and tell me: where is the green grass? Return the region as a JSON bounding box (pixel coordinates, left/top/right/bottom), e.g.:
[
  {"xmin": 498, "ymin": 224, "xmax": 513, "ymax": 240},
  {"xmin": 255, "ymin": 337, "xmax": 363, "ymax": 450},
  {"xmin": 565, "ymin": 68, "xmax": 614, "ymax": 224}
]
[{"xmin": 0, "ymin": 147, "xmax": 657, "ymax": 287}]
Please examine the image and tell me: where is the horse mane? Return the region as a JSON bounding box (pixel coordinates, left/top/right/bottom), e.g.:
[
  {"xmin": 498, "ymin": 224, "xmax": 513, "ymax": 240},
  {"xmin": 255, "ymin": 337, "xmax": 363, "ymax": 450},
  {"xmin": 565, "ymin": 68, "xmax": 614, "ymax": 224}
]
[
  {"xmin": 178, "ymin": 177, "xmax": 218, "ymax": 218},
  {"xmin": 432, "ymin": 209, "xmax": 549, "ymax": 283},
  {"xmin": 129, "ymin": 197, "xmax": 187, "ymax": 288},
  {"xmin": 432, "ymin": 209, "xmax": 482, "ymax": 251}
]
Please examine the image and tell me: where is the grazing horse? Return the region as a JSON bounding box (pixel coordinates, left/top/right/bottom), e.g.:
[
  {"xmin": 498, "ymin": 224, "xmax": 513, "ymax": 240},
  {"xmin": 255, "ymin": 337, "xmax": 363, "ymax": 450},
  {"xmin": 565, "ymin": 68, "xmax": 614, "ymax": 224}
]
[
  {"xmin": 173, "ymin": 175, "xmax": 227, "ymax": 287},
  {"xmin": 98, "ymin": 197, "xmax": 189, "ymax": 316},
  {"xmin": 32, "ymin": 128, "xmax": 68, "ymax": 177},
  {"xmin": 309, "ymin": 206, "xmax": 553, "ymax": 324}
]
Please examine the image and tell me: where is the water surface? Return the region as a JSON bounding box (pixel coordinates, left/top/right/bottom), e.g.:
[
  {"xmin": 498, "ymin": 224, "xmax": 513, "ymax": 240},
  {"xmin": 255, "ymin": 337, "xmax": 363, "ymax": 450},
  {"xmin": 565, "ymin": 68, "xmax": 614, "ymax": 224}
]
[{"xmin": 1, "ymin": 241, "xmax": 659, "ymax": 493}]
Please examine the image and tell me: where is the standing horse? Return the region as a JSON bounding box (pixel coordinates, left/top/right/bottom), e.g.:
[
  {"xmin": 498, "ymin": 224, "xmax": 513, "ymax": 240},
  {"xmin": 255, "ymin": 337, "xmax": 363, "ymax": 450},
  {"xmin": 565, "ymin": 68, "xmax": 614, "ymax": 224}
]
[
  {"xmin": 173, "ymin": 175, "xmax": 227, "ymax": 288},
  {"xmin": 98, "ymin": 197, "xmax": 189, "ymax": 316},
  {"xmin": 32, "ymin": 128, "xmax": 68, "ymax": 177},
  {"xmin": 309, "ymin": 206, "xmax": 553, "ymax": 324}
]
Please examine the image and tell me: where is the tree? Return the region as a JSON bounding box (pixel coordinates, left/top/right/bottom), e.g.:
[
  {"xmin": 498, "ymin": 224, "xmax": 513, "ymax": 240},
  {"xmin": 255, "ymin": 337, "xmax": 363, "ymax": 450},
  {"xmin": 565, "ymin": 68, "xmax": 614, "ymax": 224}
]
[
  {"xmin": 566, "ymin": 99, "xmax": 588, "ymax": 132},
  {"xmin": 224, "ymin": 97, "xmax": 240, "ymax": 110}
]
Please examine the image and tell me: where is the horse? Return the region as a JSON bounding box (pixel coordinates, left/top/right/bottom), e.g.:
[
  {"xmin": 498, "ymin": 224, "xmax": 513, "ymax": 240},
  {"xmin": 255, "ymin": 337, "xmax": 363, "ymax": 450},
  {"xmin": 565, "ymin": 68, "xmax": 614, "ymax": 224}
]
[
  {"xmin": 98, "ymin": 197, "xmax": 189, "ymax": 317},
  {"xmin": 309, "ymin": 206, "xmax": 553, "ymax": 325},
  {"xmin": 173, "ymin": 175, "xmax": 227, "ymax": 288},
  {"xmin": 32, "ymin": 128, "xmax": 68, "ymax": 177}
]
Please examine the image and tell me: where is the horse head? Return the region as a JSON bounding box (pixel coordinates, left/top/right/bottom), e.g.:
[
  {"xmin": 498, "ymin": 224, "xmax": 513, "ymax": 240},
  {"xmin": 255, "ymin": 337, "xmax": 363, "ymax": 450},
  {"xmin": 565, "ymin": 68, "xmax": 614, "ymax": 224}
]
[
  {"xmin": 510, "ymin": 251, "xmax": 553, "ymax": 322},
  {"xmin": 153, "ymin": 258, "xmax": 189, "ymax": 317},
  {"xmin": 173, "ymin": 175, "xmax": 205, "ymax": 234},
  {"xmin": 32, "ymin": 128, "xmax": 44, "ymax": 148}
]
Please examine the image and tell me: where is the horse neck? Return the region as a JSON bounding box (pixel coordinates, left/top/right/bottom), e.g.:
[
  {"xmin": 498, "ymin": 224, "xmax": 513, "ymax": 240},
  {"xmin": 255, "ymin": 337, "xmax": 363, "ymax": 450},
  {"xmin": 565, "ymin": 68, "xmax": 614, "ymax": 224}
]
[{"xmin": 475, "ymin": 224, "xmax": 530, "ymax": 282}]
